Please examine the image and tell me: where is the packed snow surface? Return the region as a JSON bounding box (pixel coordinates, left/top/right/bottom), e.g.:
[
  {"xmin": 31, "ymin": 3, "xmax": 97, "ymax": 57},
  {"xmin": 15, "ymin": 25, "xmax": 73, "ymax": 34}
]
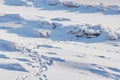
[{"xmin": 0, "ymin": 0, "xmax": 120, "ymax": 80}]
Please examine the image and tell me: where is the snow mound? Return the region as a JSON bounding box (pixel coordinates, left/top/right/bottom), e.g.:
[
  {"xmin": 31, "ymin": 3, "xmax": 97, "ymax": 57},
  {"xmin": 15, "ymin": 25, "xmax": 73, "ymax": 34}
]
[
  {"xmin": 67, "ymin": 24, "xmax": 120, "ymax": 40},
  {"xmin": 37, "ymin": 0, "xmax": 120, "ymax": 13},
  {"xmin": 115, "ymin": 29, "xmax": 120, "ymax": 38},
  {"xmin": 37, "ymin": 20, "xmax": 62, "ymax": 29}
]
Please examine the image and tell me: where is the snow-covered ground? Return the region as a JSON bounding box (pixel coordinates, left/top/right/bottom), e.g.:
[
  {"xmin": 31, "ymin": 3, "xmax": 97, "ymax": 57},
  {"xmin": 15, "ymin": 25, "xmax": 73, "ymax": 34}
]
[{"xmin": 0, "ymin": 0, "xmax": 120, "ymax": 80}]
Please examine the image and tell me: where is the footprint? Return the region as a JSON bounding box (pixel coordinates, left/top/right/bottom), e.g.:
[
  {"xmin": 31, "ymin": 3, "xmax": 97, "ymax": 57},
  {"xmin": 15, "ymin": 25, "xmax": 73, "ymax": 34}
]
[
  {"xmin": 98, "ymin": 56, "xmax": 106, "ymax": 59},
  {"xmin": 16, "ymin": 58, "xmax": 31, "ymax": 62},
  {"xmin": 76, "ymin": 55, "xmax": 85, "ymax": 58},
  {"xmin": 47, "ymin": 52, "xmax": 57, "ymax": 55}
]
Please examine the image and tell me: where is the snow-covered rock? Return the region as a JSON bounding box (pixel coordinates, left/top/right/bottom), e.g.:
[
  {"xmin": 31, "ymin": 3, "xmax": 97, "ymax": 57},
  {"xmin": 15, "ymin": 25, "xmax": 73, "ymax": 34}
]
[
  {"xmin": 33, "ymin": 29, "xmax": 51, "ymax": 37},
  {"xmin": 68, "ymin": 26, "xmax": 84, "ymax": 37},
  {"xmin": 83, "ymin": 29, "xmax": 102, "ymax": 38},
  {"xmin": 115, "ymin": 29, "xmax": 120, "ymax": 38},
  {"xmin": 108, "ymin": 5, "xmax": 119, "ymax": 11},
  {"xmin": 68, "ymin": 24, "xmax": 102, "ymax": 38},
  {"xmin": 52, "ymin": 22, "xmax": 62, "ymax": 29},
  {"xmin": 76, "ymin": 32, "xmax": 84, "ymax": 37},
  {"xmin": 107, "ymin": 32, "xmax": 118, "ymax": 40},
  {"xmin": 38, "ymin": 20, "xmax": 54, "ymax": 29},
  {"xmin": 63, "ymin": 1, "xmax": 80, "ymax": 8},
  {"xmin": 105, "ymin": 28, "xmax": 119, "ymax": 40}
]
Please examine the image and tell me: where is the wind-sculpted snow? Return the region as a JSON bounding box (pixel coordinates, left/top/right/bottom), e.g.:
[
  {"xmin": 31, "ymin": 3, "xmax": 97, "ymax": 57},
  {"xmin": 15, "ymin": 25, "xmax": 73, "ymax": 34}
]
[
  {"xmin": 3, "ymin": 0, "xmax": 120, "ymax": 15},
  {"xmin": 0, "ymin": 63, "xmax": 28, "ymax": 72},
  {"xmin": 0, "ymin": 13, "xmax": 119, "ymax": 41},
  {"xmin": 0, "ymin": 40, "xmax": 18, "ymax": 51},
  {"xmin": 4, "ymin": 0, "xmax": 31, "ymax": 6},
  {"xmin": 15, "ymin": 0, "xmax": 120, "ymax": 15},
  {"xmin": 59, "ymin": 61, "xmax": 120, "ymax": 80}
]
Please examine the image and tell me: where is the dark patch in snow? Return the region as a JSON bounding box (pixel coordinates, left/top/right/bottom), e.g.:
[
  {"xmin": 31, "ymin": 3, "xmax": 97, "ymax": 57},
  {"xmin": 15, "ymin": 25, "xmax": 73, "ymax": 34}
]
[
  {"xmin": 51, "ymin": 17, "xmax": 71, "ymax": 21},
  {"xmin": 16, "ymin": 58, "xmax": 31, "ymax": 62},
  {"xmin": 76, "ymin": 55, "xmax": 85, "ymax": 58},
  {"xmin": 98, "ymin": 56, "xmax": 106, "ymax": 59},
  {"xmin": 47, "ymin": 52, "xmax": 57, "ymax": 55},
  {"xmin": 38, "ymin": 45, "xmax": 53, "ymax": 48},
  {"xmin": 50, "ymin": 57, "xmax": 65, "ymax": 62}
]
